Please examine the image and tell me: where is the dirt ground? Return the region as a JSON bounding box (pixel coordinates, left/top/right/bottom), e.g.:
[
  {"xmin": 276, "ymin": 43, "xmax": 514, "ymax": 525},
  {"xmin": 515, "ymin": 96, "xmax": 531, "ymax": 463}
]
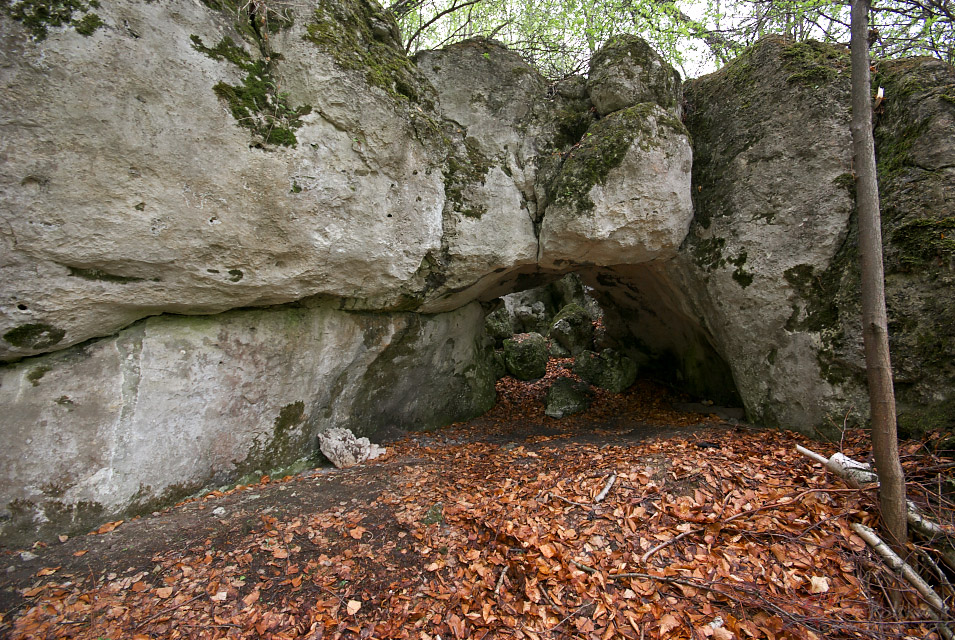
[{"xmin": 0, "ymin": 371, "xmax": 941, "ymax": 639}]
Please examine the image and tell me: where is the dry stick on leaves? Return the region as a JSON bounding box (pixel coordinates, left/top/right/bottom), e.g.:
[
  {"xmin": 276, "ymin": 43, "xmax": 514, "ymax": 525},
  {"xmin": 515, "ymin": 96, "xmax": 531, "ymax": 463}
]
[
  {"xmin": 134, "ymin": 593, "xmax": 204, "ymax": 630},
  {"xmin": 798, "ymin": 445, "xmax": 955, "ymax": 557},
  {"xmin": 641, "ymin": 488, "xmax": 857, "ymax": 564},
  {"xmin": 494, "ymin": 566, "xmax": 508, "ymax": 595},
  {"xmin": 594, "ymin": 473, "xmax": 617, "ymax": 503},
  {"xmin": 568, "ymin": 560, "xmax": 834, "ymax": 637},
  {"xmin": 852, "ymin": 523, "xmax": 955, "ymax": 640}
]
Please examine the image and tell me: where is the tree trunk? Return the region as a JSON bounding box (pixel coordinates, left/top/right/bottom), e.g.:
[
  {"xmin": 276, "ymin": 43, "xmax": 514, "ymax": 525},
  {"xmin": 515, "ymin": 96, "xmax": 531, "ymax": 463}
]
[{"xmin": 850, "ymin": 0, "xmax": 907, "ymax": 551}]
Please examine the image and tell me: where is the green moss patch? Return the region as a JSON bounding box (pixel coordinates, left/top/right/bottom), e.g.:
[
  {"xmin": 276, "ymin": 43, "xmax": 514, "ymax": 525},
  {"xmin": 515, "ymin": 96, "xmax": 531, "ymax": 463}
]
[
  {"xmin": 191, "ymin": 35, "xmax": 312, "ymax": 148},
  {"xmin": 304, "ymin": 0, "xmax": 429, "ymax": 107},
  {"xmin": 235, "ymin": 400, "xmax": 313, "ymax": 477},
  {"xmin": 27, "ymin": 365, "xmax": 52, "ymax": 386},
  {"xmin": 551, "ymin": 103, "xmax": 685, "ymax": 213},
  {"xmin": 1, "ymin": 0, "xmax": 102, "ymax": 41},
  {"xmin": 892, "ymin": 217, "xmax": 955, "ymax": 270},
  {"xmin": 781, "ymin": 40, "xmax": 848, "ymax": 85},
  {"xmin": 444, "ymin": 136, "xmax": 492, "ymax": 218},
  {"xmin": 3, "ymin": 322, "xmax": 66, "ymax": 349}
]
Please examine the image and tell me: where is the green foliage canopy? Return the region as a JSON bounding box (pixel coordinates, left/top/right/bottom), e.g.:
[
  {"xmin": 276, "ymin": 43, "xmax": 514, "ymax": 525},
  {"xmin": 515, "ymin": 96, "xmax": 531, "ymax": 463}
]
[{"xmin": 390, "ymin": 0, "xmax": 954, "ymax": 78}]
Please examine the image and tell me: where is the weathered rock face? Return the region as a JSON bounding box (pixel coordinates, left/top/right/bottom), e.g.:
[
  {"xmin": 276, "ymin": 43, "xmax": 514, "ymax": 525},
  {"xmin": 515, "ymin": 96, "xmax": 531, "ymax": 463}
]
[
  {"xmin": 3, "ymin": 0, "xmax": 953, "ymax": 545},
  {"xmin": 413, "ymin": 38, "xmax": 542, "ymax": 311},
  {"xmin": 587, "ymin": 34, "xmax": 683, "ymax": 118},
  {"xmin": 0, "ymin": 0, "xmax": 452, "ymax": 360},
  {"xmin": 537, "ymin": 103, "xmax": 693, "ymax": 269},
  {"xmin": 673, "ymin": 38, "xmax": 955, "ymax": 433},
  {"xmin": 843, "ymin": 56, "xmax": 955, "ymax": 435},
  {"xmin": 676, "ymin": 38, "xmax": 862, "ymax": 430},
  {"xmin": 0, "ymin": 302, "xmax": 495, "ymax": 546}
]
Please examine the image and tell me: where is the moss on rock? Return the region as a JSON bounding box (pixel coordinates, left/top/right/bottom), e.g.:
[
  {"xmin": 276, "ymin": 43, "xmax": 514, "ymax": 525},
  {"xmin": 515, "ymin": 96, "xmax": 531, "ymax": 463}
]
[
  {"xmin": 550, "ymin": 103, "xmax": 686, "ymax": 214},
  {"xmin": 544, "ymin": 377, "xmax": 592, "ymax": 418},
  {"xmin": 1, "ymin": 0, "xmax": 102, "ymax": 41},
  {"xmin": 191, "ymin": 35, "xmax": 312, "ymax": 147},
  {"xmin": 3, "ymin": 322, "xmax": 66, "ymax": 350},
  {"xmin": 503, "ymin": 332, "xmax": 548, "ymax": 380},
  {"xmin": 780, "ymin": 40, "xmax": 849, "ymax": 85},
  {"xmin": 573, "ymin": 349, "xmax": 637, "ymax": 393},
  {"xmin": 304, "ymin": 0, "xmax": 431, "ymax": 108},
  {"xmin": 234, "ymin": 400, "xmax": 312, "ymax": 477}
]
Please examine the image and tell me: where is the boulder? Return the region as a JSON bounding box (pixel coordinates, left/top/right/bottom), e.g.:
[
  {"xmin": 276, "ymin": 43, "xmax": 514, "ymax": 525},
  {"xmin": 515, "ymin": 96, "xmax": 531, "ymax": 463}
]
[
  {"xmin": 676, "ymin": 37, "xmax": 861, "ymax": 430},
  {"xmin": 573, "ymin": 349, "xmax": 637, "ymax": 393},
  {"xmin": 545, "ymin": 378, "xmax": 592, "ymax": 418},
  {"xmin": 0, "ymin": 302, "xmax": 495, "ymax": 546},
  {"xmin": 587, "ymin": 35, "xmax": 683, "ymax": 117},
  {"xmin": 0, "ymin": 0, "xmax": 452, "ymax": 360},
  {"xmin": 512, "ymin": 301, "xmax": 551, "ymax": 335},
  {"xmin": 318, "ymin": 428, "xmax": 387, "ymax": 469},
  {"xmin": 549, "ymin": 303, "xmax": 595, "ymax": 355},
  {"xmin": 538, "ymin": 103, "xmax": 693, "ymax": 270},
  {"xmin": 503, "ymin": 332, "xmax": 548, "ymax": 380},
  {"xmin": 413, "ymin": 38, "xmax": 542, "ymax": 312},
  {"xmin": 484, "ymin": 307, "xmax": 514, "ymax": 345}
]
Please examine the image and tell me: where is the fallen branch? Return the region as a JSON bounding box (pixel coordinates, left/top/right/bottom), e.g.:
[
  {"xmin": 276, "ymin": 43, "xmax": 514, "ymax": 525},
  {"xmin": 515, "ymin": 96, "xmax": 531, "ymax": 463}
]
[
  {"xmin": 595, "ymin": 473, "xmax": 617, "ymax": 503},
  {"xmin": 641, "ymin": 528, "xmax": 699, "ymax": 564},
  {"xmin": 495, "ymin": 567, "xmax": 508, "ymax": 595},
  {"xmin": 798, "ymin": 446, "xmax": 955, "ymax": 543},
  {"xmin": 851, "ymin": 523, "xmax": 955, "ymax": 640},
  {"xmin": 134, "ymin": 593, "xmax": 203, "ymax": 630}
]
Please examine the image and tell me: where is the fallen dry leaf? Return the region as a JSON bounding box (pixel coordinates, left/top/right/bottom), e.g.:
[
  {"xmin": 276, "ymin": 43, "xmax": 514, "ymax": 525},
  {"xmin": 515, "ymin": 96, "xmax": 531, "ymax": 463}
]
[
  {"xmin": 347, "ymin": 599, "xmax": 362, "ymax": 615},
  {"xmin": 90, "ymin": 520, "xmax": 123, "ymax": 535},
  {"xmin": 35, "ymin": 567, "xmax": 58, "ymax": 577},
  {"xmin": 809, "ymin": 576, "xmax": 830, "ymax": 594}
]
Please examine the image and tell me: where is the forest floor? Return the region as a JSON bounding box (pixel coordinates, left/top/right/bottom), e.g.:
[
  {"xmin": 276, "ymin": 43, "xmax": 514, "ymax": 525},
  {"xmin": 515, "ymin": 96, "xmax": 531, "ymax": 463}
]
[{"xmin": 1, "ymin": 361, "xmax": 951, "ymax": 640}]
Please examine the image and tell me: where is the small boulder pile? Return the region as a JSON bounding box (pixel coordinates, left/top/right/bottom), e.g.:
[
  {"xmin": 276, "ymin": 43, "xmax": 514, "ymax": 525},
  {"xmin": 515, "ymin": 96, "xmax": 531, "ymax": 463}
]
[{"xmin": 484, "ymin": 274, "xmax": 637, "ymax": 418}]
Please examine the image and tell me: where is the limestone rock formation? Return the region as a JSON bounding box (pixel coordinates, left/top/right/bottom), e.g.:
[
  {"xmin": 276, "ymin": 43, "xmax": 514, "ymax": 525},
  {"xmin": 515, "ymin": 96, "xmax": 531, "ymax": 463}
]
[
  {"xmin": 2, "ymin": 0, "xmax": 953, "ymax": 545},
  {"xmin": 503, "ymin": 333, "xmax": 548, "ymax": 380},
  {"xmin": 675, "ymin": 38, "xmax": 862, "ymax": 430},
  {"xmin": 538, "ymin": 103, "xmax": 693, "ymax": 269},
  {"xmin": 587, "ymin": 34, "xmax": 683, "ymax": 118},
  {"xmin": 545, "ymin": 378, "xmax": 592, "ymax": 418},
  {"xmin": 573, "ymin": 349, "xmax": 637, "ymax": 394},
  {"xmin": 0, "ymin": 0, "xmax": 451, "ymax": 360},
  {"xmin": 413, "ymin": 38, "xmax": 542, "ymax": 311},
  {"xmin": 0, "ymin": 302, "xmax": 495, "ymax": 546},
  {"xmin": 318, "ymin": 428, "xmax": 387, "ymax": 469}
]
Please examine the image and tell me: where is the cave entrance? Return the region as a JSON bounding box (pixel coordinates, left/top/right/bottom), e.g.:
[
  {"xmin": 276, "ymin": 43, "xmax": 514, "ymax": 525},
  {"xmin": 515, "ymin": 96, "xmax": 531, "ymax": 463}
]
[{"xmin": 484, "ymin": 266, "xmax": 743, "ymax": 413}]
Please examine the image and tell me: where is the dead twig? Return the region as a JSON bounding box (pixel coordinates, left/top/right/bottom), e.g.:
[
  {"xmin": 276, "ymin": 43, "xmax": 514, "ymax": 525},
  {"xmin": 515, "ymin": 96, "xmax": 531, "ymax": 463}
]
[
  {"xmin": 594, "ymin": 473, "xmax": 617, "ymax": 503},
  {"xmin": 852, "ymin": 522, "xmax": 955, "ymax": 640},
  {"xmin": 134, "ymin": 593, "xmax": 203, "ymax": 630}
]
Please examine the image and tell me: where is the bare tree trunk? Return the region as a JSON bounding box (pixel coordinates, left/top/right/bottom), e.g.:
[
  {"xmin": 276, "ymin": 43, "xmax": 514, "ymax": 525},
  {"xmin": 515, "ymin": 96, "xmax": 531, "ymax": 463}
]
[{"xmin": 850, "ymin": 0, "xmax": 907, "ymax": 551}]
